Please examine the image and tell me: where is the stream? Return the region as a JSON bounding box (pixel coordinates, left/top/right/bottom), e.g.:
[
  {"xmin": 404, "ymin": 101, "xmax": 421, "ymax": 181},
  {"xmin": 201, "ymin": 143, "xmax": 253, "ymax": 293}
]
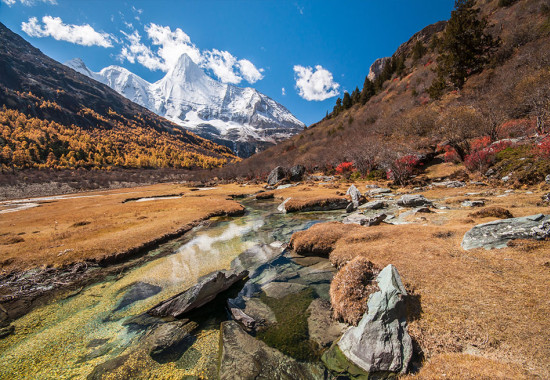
[{"xmin": 0, "ymin": 199, "xmax": 343, "ymax": 379}]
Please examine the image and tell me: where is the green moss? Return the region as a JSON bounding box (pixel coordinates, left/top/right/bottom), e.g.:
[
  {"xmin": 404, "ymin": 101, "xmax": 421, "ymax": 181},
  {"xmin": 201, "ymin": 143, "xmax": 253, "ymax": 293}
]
[
  {"xmin": 256, "ymin": 288, "xmax": 321, "ymax": 361},
  {"xmin": 321, "ymin": 344, "xmax": 375, "ymax": 379},
  {"xmin": 493, "ymin": 145, "xmax": 550, "ymax": 184}
]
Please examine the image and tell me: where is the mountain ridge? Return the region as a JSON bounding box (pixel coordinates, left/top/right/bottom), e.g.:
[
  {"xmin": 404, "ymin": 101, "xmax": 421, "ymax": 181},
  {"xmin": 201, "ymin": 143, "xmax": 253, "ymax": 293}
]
[
  {"xmin": 65, "ymin": 54, "xmax": 305, "ymax": 157},
  {"xmin": 0, "ymin": 22, "xmax": 236, "ymax": 170}
]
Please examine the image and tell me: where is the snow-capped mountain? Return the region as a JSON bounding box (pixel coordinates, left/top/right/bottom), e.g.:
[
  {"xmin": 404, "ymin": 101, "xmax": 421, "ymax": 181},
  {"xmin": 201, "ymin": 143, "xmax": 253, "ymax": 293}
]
[{"xmin": 65, "ymin": 55, "xmax": 305, "ymax": 157}]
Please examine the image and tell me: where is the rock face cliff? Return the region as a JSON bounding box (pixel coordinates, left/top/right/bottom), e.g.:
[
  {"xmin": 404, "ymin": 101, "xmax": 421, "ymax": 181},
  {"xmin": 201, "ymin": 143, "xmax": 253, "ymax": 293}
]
[
  {"xmin": 66, "ymin": 55, "xmax": 305, "ymax": 157},
  {"xmin": 367, "ymin": 57, "xmax": 391, "ymax": 81}
]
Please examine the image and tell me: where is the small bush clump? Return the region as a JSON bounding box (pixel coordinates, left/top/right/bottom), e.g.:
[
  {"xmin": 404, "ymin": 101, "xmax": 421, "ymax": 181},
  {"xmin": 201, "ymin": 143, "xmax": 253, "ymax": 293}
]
[
  {"xmin": 468, "ymin": 207, "xmax": 514, "ymax": 219},
  {"xmin": 330, "ymin": 257, "xmax": 380, "ymax": 325}
]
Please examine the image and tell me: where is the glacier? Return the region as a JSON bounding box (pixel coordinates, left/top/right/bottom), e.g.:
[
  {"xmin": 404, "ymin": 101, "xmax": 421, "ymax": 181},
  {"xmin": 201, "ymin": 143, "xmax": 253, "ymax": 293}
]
[{"xmin": 65, "ymin": 55, "xmax": 305, "ymax": 157}]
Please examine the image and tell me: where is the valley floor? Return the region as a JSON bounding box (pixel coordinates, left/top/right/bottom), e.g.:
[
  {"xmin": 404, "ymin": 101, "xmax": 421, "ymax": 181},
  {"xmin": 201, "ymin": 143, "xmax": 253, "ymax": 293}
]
[{"xmin": 1, "ymin": 176, "xmax": 549, "ymax": 378}]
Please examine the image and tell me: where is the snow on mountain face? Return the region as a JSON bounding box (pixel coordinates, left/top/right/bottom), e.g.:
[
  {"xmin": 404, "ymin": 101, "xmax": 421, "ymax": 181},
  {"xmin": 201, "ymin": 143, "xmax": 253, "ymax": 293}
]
[{"xmin": 65, "ymin": 54, "xmax": 305, "ymax": 157}]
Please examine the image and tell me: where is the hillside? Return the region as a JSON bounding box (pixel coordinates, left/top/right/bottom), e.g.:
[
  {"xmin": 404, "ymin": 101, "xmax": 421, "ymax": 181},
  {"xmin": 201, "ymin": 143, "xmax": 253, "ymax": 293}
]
[
  {"xmin": 219, "ymin": 0, "xmax": 550, "ymax": 185},
  {"xmin": 0, "ymin": 22, "xmax": 236, "ymax": 171}
]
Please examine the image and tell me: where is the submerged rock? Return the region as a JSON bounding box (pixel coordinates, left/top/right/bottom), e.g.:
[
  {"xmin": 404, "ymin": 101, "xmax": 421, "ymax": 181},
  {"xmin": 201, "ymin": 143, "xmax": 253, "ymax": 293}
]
[
  {"xmin": 218, "ymin": 321, "xmax": 325, "ymax": 380},
  {"xmin": 307, "ymin": 298, "xmax": 346, "ymax": 348},
  {"xmin": 267, "ymin": 166, "xmax": 287, "ymax": 186},
  {"xmin": 331, "ymin": 264, "xmax": 412, "ymax": 376},
  {"xmin": 148, "ymin": 269, "xmax": 248, "ymax": 318},
  {"xmin": 397, "ymin": 194, "xmax": 432, "ymax": 207},
  {"xmin": 147, "ymin": 320, "xmax": 198, "ymax": 361},
  {"xmin": 461, "ymin": 214, "xmax": 550, "ymax": 250},
  {"xmin": 114, "ymin": 282, "xmax": 162, "ymax": 311}
]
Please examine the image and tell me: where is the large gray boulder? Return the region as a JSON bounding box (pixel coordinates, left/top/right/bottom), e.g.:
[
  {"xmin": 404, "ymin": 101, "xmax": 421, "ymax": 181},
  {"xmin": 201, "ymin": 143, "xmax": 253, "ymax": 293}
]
[
  {"xmin": 346, "ymin": 184, "xmax": 362, "ymax": 208},
  {"xmin": 334, "ymin": 264, "xmax": 412, "ymax": 376},
  {"xmin": 289, "ymin": 165, "xmax": 306, "ymax": 182},
  {"xmin": 462, "ymin": 214, "xmax": 550, "ymax": 250},
  {"xmin": 397, "ymin": 194, "xmax": 432, "ymax": 207},
  {"xmin": 267, "ymin": 166, "xmax": 287, "ymax": 186},
  {"xmin": 148, "ymin": 269, "xmax": 248, "ymax": 318},
  {"xmin": 218, "ymin": 321, "xmax": 325, "ymax": 380}
]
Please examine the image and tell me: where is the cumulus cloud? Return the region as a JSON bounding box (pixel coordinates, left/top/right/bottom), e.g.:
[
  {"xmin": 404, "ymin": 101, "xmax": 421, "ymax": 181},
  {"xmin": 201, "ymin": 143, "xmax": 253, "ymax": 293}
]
[
  {"xmin": 2, "ymin": 0, "xmax": 57, "ymax": 6},
  {"xmin": 21, "ymin": 16, "xmax": 113, "ymax": 47},
  {"xmin": 282, "ymin": 87, "xmax": 286, "ymax": 96},
  {"xmin": 119, "ymin": 23, "xmax": 264, "ymax": 84},
  {"xmin": 293, "ymin": 65, "xmax": 340, "ymax": 101}
]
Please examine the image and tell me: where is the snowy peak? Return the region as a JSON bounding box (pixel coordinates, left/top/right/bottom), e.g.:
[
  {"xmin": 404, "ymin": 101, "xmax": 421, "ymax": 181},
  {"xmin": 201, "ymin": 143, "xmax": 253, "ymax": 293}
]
[
  {"xmin": 165, "ymin": 53, "xmax": 210, "ymax": 84},
  {"xmin": 65, "ymin": 58, "xmax": 98, "ymax": 80},
  {"xmin": 64, "ymin": 55, "xmax": 305, "ymax": 157}
]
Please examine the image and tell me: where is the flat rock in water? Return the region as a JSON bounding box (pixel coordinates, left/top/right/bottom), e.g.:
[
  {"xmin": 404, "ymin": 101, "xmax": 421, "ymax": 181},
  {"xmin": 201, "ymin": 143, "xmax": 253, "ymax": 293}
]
[
  {"xmin": 261, "ymin": 281, "xmax": 307, "ymax": 299},
  {"xmin": 307, "ymin": 298, "xmax": 346, "ymax": 348},
  {"xmin": 359, "ymin": 200, "xmax": 387, "ymax": 210},
  {"xmin": 335, "ymin": 264, "xmax": 412, "ymax": 376},
  {"xmin": 277, "ymin": 197, "xmax": 291, "ymax": 213},
  {"xmin": 367, "ymin": 188, "xmax": 392, "ymax": 195},
  {"xmin": 218, "ymin": 321, "xmax": 325, "ymax": 380},
  {"xmin": 397, "ymin": 194, "xmax": 432, "ymax": 207},
  {"xmin": 148, "ymin": 269, "xmax": 248, "ymax": 318},
  {"xmin": 461, "ymin": 214, "xmax": 550, "ymax": 250}
]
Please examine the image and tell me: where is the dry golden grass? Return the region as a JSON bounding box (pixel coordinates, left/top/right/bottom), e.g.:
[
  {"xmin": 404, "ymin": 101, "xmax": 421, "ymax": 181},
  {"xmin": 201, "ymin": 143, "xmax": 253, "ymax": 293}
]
[
  {"xmin": 284, "ymin": 196, "xmax": 348, "ymax": 213},
  {"xmin": 289, "ymin": 187, "xmax": 550, "ymax": 378},
  {"xmin": 403, "ymin": 353, "xmax": 532, "ymax": 380},
  {"xmin": 424, "ymin": 162, "xmax": 466, "ymax": 180},
  {"xmin": 330, "ymin": 257, "xmax": 379, "ymax": 325},
  {"xmin": 0, "ymin": 182, "xmax": 345, "ymax": 272},
  {"xmin": 289, "ymin": 222, "xmax": 360, "ymax": 256},
  {"xmin": 0, "ymin": 183, "xmax": 261, "ymax": 272}
]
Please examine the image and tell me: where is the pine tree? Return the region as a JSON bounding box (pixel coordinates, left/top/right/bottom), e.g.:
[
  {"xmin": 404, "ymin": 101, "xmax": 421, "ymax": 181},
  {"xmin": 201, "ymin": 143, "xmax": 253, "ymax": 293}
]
[
  {"xmin": 342, "ymin": 92, "xmax": 352, "ymax": 109},
  {"xmin": 351, "ymin": 86, "xmax": 361, "ymax": 104},
  {"xmin": 360, "ymin": 76, "xmax": 375, "ymax": 104},
  {"xmin": 431, "ymin": 0, "xmax": 499, "ymax": 92},
  {"xmin": 411, "ymin": 40, "xmax": 427, "ymax": 61},
  {"xmin": 333, "ymin": 98, "xmax": 343, "ymax": 115}
]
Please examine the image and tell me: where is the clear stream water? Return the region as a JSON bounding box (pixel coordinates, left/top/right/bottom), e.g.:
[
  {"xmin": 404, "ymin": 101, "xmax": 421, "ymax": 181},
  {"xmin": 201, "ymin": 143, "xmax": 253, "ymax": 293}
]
[{"xmin": 0, "ymin": 199, "xmax": 342, "ymax": 379}]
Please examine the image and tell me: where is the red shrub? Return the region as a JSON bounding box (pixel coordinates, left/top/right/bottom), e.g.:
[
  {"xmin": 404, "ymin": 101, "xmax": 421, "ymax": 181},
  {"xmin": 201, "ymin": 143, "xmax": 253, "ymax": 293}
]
[
  {"xmin": 464, "ymin": 140, "xmax": 514, "ymax": 172},
  {"xmin": 388, "ymin": 155, "xmax": 420, "ymax": 184},
  {"xmin": 335, "ymin": 162, "xmax": 355, "ymax": 174},
  {"xmin": 470, "ymin": 136, "xmax": 491, "ymax": 152},
  {"xmin": 537, "ymin": 136, "xmax": 550, "ymax": 158},
  {"xmin": 464, "ymin": 149, "xmax": 495, "ymax": 172},
  {"xmin": 443, "ymin": 145, "xmax": 461, "ymax": 163}
]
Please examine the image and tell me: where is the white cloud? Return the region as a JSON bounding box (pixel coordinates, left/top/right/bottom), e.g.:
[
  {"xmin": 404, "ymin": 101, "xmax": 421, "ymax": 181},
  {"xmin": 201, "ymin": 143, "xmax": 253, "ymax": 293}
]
[
  {"xmin": 21, "ymin": 16, "xmax": 113, "ymax": 47},
  {"xmin": 237, "ymin": 59, "xmax": 264, "ymax": 83},
  {"xmin": 202, "ymin": 49, "xmax": 241, "ymax": 84},
  {"xmin": 119, "ymin": 30, "xmax": 163, "ymax": 70},
  {"xmin": 119, "ymin": 22, "xmax": 264, "ymax": 84},
  {"xmin": 3, "ymin": 0, "xmax": 57, "ymax": 6},
  {"xmin": 282, "ymin": 87, "xmax": 286, "ymax": 96},
  {"xmin": 293, "ymin": 65, "xmax": 340, "ymax": 101}
]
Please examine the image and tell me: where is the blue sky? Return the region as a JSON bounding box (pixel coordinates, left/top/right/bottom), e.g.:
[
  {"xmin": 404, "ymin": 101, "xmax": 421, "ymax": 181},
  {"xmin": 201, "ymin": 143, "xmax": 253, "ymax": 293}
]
[{"xmin": 0, "ymin": 0, "xmax": 455, "ymax": 125}]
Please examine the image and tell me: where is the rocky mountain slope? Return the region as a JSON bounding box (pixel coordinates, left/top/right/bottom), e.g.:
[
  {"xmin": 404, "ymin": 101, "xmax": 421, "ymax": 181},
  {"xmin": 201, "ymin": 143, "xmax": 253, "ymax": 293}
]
[
  {"xmin": 66, "ymin": 54, "xmax": 305, "ymax": 158},
  {"xmin": 218, "ymin": 0, "xmax": 550, "ymax": 185},
  {"xmin": 0, "ymin": 22, "xmax": 236, "ymax": 170}
]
